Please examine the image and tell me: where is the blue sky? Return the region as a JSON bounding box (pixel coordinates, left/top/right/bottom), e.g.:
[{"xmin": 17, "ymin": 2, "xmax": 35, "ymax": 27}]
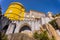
[{"xmin": 0, "ymin": 0, "xmax": 60, "ymax": 14}]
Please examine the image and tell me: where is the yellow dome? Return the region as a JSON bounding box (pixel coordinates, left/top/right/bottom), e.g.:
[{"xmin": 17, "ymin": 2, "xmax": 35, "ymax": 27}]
[{"xmin": 4, "ymin": 2, "xmax": 25, "ymax": 20}]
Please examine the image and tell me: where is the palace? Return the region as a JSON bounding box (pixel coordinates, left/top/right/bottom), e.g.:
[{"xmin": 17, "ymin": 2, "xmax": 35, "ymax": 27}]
[
  {"xmin": 3, "ymin": 2, "xmax": 53, "ymax": 35},
  {"xmin": 6, "ymin": 10, "xmax": 53, "ymax": 35}
]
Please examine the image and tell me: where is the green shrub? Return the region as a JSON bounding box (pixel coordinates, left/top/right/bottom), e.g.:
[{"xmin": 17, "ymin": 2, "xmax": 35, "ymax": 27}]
[
  {"xmin": 33, "ymin": 31, "xmax": 55, "ymax": 40},
  {"xmin": 33, "ymin": 31, "xmax": 50, "ymax": 40},
  {"xmin": 49, "ymin": 20, "xmax": 58, "ymax": 30}
]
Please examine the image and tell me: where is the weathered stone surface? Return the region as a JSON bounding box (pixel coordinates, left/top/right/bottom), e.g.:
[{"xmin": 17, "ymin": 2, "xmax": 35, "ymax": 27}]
[
  {"xmin": 43, "ymin": 23, "xmax": 60, "ymax": 40},
  {"xmin": 0, "ymin": 16, "xmax": 11, "ymax": 29},
  {"xmin": 56, "ymin": 18, "xmax": 60, "ymax": 28},
  {"xmin": 7, "ymin": 33, "xmax": 36, "ymax": 40}
]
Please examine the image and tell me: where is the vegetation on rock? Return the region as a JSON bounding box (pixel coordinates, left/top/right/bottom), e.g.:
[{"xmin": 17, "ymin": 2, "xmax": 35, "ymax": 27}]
[
  {"xmin": 33, "ymin": 31, "xmax": 55, "ymax": 40},
  {"xmin": 49, "ymin": 19, "xmax": 59, "ymax": 30},
  {"xmin": 52, "ymin": 13, "xmax": 60, "ymax": 18}
]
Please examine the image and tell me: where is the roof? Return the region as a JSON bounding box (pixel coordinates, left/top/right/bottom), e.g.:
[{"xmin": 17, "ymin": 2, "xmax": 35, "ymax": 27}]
[{"xmin": 9, "ymin": 2, "xmax": 25, "ymax": 8}]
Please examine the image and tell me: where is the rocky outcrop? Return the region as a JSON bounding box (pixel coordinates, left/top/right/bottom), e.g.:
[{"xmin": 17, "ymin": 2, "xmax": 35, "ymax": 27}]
[
  {"xmin": 42, "ymin": 23, "xmax": 60, "ymax": 40},
  {"xmin": 56, "ymin": 18, "xmax": 60, "ymax": 29},
  {"xmin": 7, "ymin": 33, "xmax": 36, "ymax": 40}
]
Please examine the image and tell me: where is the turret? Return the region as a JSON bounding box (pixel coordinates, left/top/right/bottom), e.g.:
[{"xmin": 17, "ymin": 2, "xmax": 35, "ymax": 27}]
[{"xmin": 4, "ymin": 2, "xmax": 25, "ymax": 20}]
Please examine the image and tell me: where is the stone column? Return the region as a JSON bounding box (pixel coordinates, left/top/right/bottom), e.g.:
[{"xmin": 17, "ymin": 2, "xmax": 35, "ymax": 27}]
[{"xmin": 6, "ymin": 23, "xmax": 15, "ymax": 35}]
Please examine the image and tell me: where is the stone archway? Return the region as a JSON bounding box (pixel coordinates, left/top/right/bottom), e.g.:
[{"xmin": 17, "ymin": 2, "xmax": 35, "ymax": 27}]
[
  {"xmin": 19, "ymin": 23, "xmax": 33, "ymax": 37},
  {"xmin": 19, "ymin": 23, "xmax": 31, "ymax": 33},
  {"xmin": 19, "ymin": 25, "xmax": 31, "ymax": 32}
]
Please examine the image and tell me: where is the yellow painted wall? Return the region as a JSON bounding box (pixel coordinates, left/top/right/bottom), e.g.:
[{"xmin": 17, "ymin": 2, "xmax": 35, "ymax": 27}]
[{"xmin": 4, "ymin": 2, "xmax": 25, "ymax": 20}]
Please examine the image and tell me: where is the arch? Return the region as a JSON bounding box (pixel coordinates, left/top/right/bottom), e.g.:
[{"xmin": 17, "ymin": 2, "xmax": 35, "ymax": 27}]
[{"xmin": 19, "ymin": 23, "xmax": 31, "ymax": 32}]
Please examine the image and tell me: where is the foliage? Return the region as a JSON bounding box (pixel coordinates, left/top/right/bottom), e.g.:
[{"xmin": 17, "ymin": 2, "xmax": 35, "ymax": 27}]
[
  {"xmin": 33, "ymin": 31, "xmax": 50, "ymax": 40},
  {"xmin": 0, "ymin": 32, "xmax": 8, "ymax": 40},
  {"xmin": 52, "ymin": 13, "xmax": 60, "ymax": 18},
  {"xmin": 55, "ymin": 13, "xmax": 60, "ymax": 17},
  {"xmin": 49, "ymin": 19, "xmax": 58, "ymax": 30}
]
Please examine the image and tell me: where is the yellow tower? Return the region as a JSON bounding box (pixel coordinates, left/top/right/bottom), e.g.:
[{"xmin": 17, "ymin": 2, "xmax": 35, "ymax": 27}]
[{"xmin": 4, "ymin": 2, "xmax": 25, "ymax": 20}]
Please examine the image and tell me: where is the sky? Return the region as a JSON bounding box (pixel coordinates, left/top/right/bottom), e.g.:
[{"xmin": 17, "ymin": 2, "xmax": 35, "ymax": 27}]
[{"xmin": 0, "ymin": 0, "xmax": 60, "ymax": 14}]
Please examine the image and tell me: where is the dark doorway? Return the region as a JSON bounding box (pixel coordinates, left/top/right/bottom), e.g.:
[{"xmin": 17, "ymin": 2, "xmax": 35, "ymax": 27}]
[{"xmin": 19, "ymin": 25, "xmax": 31, "ymax": 32}]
